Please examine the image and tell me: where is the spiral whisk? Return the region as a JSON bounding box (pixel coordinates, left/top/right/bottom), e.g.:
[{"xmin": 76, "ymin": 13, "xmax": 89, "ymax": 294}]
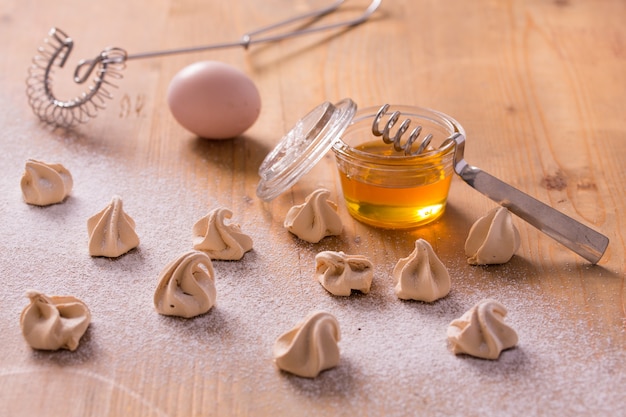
[
  {"xmin": 371, "ymin": 104, "xmax": 440, "ymax": 156},
  {"xmin": 26, "ymin": 28, "xmax": 127, "ymax": 126},
  {"xmin": 25, "ymin": 0, "xmax": 382, "ymax": 127}
]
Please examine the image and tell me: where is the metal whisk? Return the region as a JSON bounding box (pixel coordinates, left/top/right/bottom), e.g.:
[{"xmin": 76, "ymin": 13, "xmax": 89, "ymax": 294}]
[
  {"xmin": 26, "ymin": 29, "xmax": 127, "ymax": 126},
  {"xmin": 26, "ymin": 0, "xmax": 382, "ymax": 127},
  {"xmin": 371, "ymin": 104, "xmax": 436, "ymax": 156},
  {"xmin": 370, "ymin": 104, "xmax": 609, "ymax": 263}
]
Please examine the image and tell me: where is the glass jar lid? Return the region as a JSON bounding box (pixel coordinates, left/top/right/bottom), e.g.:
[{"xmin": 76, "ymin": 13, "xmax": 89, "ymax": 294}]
[{"xmin": 256, "ymin": 98, "xmax": 357, "ymax": 201}]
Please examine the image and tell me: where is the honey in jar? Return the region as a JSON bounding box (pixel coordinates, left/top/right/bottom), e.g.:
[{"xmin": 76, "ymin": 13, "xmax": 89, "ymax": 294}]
[
  {"xmin": 337, "ymin": 139, "xmax": 454, "ymax": 228},
  {"xmin": 333, "ymin": 105, "xmax": 460, "ymax": 229}
]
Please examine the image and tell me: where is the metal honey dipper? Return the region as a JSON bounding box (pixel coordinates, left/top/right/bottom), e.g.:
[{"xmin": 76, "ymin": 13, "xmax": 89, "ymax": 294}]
[
  {"xmin": 25, "ymin": 0, "xmax": 382, "ymax": 127},
  {"xmin": 372, "ymin": 104, "xmax": 609, "ymax": 264}
]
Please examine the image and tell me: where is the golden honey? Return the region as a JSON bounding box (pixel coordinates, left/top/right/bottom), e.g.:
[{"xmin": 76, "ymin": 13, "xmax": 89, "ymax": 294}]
[{"xmin": 332, "ymin": 106, "xmax": 462, "ymax": 229}]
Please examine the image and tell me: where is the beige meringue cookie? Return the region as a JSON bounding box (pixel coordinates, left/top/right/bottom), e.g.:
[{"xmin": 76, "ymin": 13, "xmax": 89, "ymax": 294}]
[
  {"xmin": 315, "ymin": 251, "xmax": 373, "ymax": 296},
  {"xmin": 273, "ymin": 311, "xmax": 341, "ymax": 378},
  {"xmin": 393, "ymin": 239, "xmax": 451, "ymax": 302},
  {"xmin": 20, "ymin": 290, "xmax": 91, "ymax": 351},
  {"xmin": 154, "ymin": 250, "xmax": 217, "ymax": 318},
  {"xmin": 192, "ymin": 207, "xmax": 253, "ymax": 260},
  {"xmin": 284, "ymin": 189, "xmax": 343, "ymax": 243},
  {"xmin": 20, "ymin": 159, "xmax": 73, "ymax": 206},
  {"xmin": 447, "ymin": 299, "xmax": 518, "ymax": 360},
  {"xmin": 87, "ymin": 195, "xmax": 140, "ymax": 258},
  {"xmin": 465, "ymin": 207, "xmax": 521, "ymax": 265}
]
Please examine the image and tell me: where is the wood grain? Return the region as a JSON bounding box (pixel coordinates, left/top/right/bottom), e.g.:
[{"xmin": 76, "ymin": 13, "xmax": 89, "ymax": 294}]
[{"xmin": 0, "ymin": 0, "xmax": 624, "ymax": 416}]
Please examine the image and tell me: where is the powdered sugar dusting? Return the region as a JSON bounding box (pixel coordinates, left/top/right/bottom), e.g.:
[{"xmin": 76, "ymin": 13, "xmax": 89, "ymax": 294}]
[{"xmin": 0, "ymin": 133, "xmax": 624, "ymax": 417}]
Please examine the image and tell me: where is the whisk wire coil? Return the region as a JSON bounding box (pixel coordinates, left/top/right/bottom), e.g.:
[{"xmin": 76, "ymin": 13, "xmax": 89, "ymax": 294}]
[
  {"xmin": 26, "ymin": 28, "xmax": 127, "ymax": 126},
  {"xmin": 371, "ymin": 104, "xmax": 434, "ymax": 156}
]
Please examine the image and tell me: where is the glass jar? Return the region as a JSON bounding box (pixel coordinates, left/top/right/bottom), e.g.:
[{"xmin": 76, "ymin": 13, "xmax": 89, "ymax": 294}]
[
  {"xmin": 333, "ymin": 105, "xmax": 461, "ymax": 228},
  {"xmin": 256, "ymin": 99, "xmax": 464, "ymax": 229}
]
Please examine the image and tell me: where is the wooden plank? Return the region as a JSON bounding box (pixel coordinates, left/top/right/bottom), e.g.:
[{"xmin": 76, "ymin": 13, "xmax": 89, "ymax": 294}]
[{"xmin": 0, "ymin": 0, "xmax": 624, "ymax": 416}]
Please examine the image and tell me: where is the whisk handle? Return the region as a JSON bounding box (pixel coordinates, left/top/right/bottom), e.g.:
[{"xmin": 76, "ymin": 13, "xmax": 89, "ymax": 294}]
[{"xmin": 457, "ymin": 164, "xmax": 609, "ymax": 264}]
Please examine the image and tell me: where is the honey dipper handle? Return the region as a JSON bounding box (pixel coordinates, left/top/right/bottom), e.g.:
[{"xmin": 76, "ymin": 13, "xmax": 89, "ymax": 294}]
[{"xmin": 450, "ymin": 134, "xmax": 609, "ymax": 264}]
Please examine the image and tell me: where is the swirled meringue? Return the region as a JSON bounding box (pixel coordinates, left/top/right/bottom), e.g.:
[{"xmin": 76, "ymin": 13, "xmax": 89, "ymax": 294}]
[
  {"xmin": 315, "ymin": 251, "xmax": 373, "ymax": 296},
  {"xmin": 192, "ymin": 207, "xmax": 253, "ymax": 260},
  {"xmin": 20, "ymin": 290, "xmax": 91, "ymax": 351},
  {"xmin": 87, "ymin": 195, "xmax": 140, "ymax": 258},
  {"xmin": 154, "ymin": 250, "xmax": 217, "ymax": 318},
  {"xmin": 284, "ymin": 189, "xmax": 343, "ymax": 243},
  {"xmin": 393, "ymin": 239, "xmax": 451, "ymax": 302},
  {"xmin": 273, "ymin": 311, "xmax": 341, "ymax": 378},
  {"xmin": 465, "ymin": 207, "xmax": 521, "ymax": 265},
  {"xmin": 20, "ymin": 159, "xmax": 73, "ymax": 206},
  {"xmin": 447, "ymin": 299, "xmax": 518, "ymax": 360}
]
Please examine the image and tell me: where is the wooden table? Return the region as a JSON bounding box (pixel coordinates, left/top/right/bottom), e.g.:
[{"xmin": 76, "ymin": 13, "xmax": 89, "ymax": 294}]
[{"xmin": 1, "ymin": 0, "xmax": 624, "ymax": 416}]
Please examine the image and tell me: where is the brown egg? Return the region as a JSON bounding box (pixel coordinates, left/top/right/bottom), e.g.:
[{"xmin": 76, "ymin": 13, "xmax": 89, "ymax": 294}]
[{"xmin": 167, "ymin": 61, "xmax": 261, "ymax": 139}]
